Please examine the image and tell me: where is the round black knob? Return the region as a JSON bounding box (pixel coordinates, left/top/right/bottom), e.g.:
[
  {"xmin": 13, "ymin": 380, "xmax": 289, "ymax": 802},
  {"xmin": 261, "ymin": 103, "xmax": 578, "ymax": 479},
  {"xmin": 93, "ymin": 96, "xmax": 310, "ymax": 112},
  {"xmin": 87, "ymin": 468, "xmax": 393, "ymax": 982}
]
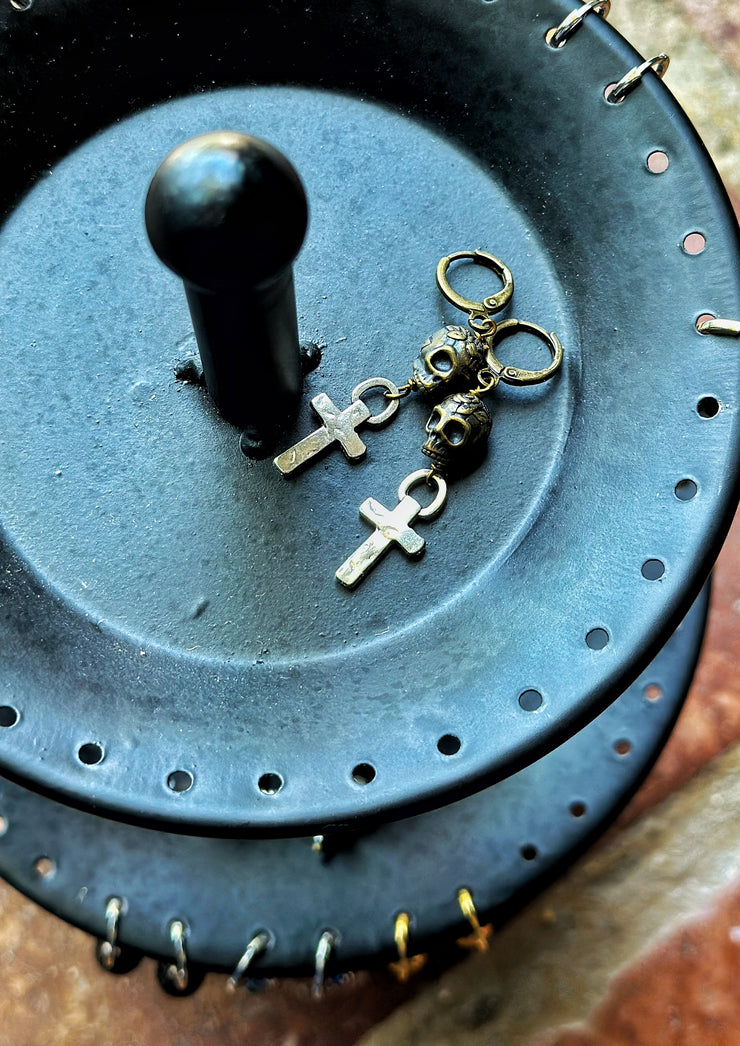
[{"xmin": 145, "ymin": 132, "xmax": 309, "ymax": 441}]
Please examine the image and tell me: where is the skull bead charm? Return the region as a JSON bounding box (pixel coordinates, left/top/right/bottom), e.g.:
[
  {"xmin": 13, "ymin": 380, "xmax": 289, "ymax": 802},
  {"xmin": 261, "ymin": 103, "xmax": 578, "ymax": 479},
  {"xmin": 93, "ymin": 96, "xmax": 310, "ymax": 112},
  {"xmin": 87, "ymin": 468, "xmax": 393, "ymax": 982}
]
[
  {"xmin": 411, "ymin": 325, "xmax": 486, "ymax": 394},
  {"xmin": 422, "ymin": 391, "xmax": 493, "ymax": 474}
]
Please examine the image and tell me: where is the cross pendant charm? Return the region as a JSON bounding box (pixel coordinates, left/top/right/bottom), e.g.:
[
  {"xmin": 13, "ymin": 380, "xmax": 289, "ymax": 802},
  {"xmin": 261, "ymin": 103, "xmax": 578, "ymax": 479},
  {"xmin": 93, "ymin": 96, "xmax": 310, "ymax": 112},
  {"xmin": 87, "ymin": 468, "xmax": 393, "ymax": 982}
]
[
  {"xmin": 387, "ymin": 912, "xmax": 428, "ymax": 985},
  {"xmin": 455, "ymin": 887, "xmax": 493, "ymax": 952},
  {"xmin": 336, "ymin": 469, "xmax": 447, "ymax": 589},
  {"xmin": 273, "ymin": 378, "xmax": 400, "ymax": 476},
  {"xmin": 274, "ymin": 393, "xmax": 370, "ymax": 475},
  {"xmin": 336, "ymin": 495, "xmax": 425, "ymax": 589}
]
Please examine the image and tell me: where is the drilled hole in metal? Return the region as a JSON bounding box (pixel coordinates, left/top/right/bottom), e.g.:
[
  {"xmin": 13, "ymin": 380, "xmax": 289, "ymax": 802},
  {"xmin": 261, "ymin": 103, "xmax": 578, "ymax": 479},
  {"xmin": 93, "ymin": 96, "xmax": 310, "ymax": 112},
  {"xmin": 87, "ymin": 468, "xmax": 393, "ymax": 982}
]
[
  {"xmin": 167, "ymin": 770, "xmax": 193, "ymax": 793},
  {"xmin": 644, "ymin": 683, "xmax": 663, "ymax": 702},
  {"xmin": 518, "ymin": 689, "xmax": 543, "ymax": 712},
  {"xmin": 78, "ymin": 742, "xmax": 104, "ymax": 766},
  {"xmin": 437, "ymin": 734, "xmax": 461, "ymax": 756},
  {"xmin": 352, "ymin": 763, "xmax": 376, "ymax": 785},
  {"xmin": 0, "ymin": 706, "xmax": 19, "ymax": 728},
  {"xmin": 545, "ymin": 27, "xmax": 564, "ymax": 48},
  {"xmin": 33, "ymin": 856, "xmax": 56, "ymax": 879},
  {"xmin": 697, "ymin": 396, "xmax": 720, "ymax": 419},
  {"xmin": 614, "ymin": 739, "xmax": 632, "ymax": 756},
  {"xmin": 641, "ymin": 559, "xmax": 665, "ymax": 581},
  {"xmin": 647, "ymin": 150, "xmax": 669, "ymax": 173},
  {"xmin": 586, "ymin": 628, "xmax": 609, "ymax": 650},
  {"xmin": 683, "ymin": 232, "xmax": 706, "ymax": 255},
  {"xmin": 570, "ymin": 801, "xmax": 587, "ymax": 818},
  {"xmin": 258, "ymin": 772, "xmax": 283, "ymax": 795},
  {"xmin": 675, "ymin": 478, "xmax": 698, "ymax": 501},
  {"xmin": 520, "ymin": 844, "xmax": 538, "ymax": 861}
]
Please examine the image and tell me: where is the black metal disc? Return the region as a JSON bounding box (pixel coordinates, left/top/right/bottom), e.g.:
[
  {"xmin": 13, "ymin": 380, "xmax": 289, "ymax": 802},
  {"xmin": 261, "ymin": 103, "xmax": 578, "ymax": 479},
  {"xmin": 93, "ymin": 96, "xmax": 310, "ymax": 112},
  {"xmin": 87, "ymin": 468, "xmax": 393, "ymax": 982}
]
[
  {"xmin": 0, "ymin": 588, "xmax": 708, "ymax": 975},
  {"xmin": 0, "ymin": 0, "xmax": 738, "ymax": 835}
]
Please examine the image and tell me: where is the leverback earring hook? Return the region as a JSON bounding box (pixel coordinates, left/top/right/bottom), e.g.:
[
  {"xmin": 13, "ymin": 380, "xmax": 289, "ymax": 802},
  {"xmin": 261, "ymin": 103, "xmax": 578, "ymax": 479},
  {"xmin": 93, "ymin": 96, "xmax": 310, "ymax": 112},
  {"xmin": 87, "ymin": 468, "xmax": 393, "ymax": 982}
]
[{"xmin": 435, "ymin": 250, "xmax": 515, "ymax": 336}]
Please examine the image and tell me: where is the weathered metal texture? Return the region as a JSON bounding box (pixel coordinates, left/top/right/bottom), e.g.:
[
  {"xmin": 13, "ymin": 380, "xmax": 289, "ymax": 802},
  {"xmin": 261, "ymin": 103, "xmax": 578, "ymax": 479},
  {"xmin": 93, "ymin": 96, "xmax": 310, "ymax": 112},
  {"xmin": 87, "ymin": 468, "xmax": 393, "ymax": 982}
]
[
  {"xmin": 0, "ymin": 0, "xmax": 737, "ymax": 840},
  {"xmin": 0, "ymin": 589, "xmax": 709, "ymax": 974}
]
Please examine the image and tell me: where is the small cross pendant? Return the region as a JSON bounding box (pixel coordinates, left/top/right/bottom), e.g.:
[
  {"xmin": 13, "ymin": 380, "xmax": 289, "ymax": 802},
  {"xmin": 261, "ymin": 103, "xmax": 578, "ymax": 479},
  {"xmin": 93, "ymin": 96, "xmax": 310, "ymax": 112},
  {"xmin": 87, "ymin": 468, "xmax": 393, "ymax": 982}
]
[
  {"xmin": 388, "ymin": 952, "xmax": 428, "ymax": 984},
  {"xmin": 457, "ymin": 923, "xmax": 494, "ymax": 952},
  {"xmin": 336, "ymin": 494, "xmax": 426, "ymax": 589},
  {"xmin": 336, "ymin": 470, "xmax": 447, "ymax": 589},
  {"xmin": 387, "ymin": 912, "xmax": 427, "ymax": 984},
  {"xmin": 274, "ymin": 393, "xmax": 371, "ymax": 476},
  {"xmin": 456, "ymin": 888, "xmax": 493, "ymax": 952}
]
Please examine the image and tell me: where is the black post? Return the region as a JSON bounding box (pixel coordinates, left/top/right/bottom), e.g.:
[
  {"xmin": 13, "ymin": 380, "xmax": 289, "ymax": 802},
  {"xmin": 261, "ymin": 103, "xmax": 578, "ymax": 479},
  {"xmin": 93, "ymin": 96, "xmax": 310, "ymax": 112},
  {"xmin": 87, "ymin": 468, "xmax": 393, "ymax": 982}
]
[{"xmin": 145, "ymin": 131, "xmax": 308, "ymax": 444}]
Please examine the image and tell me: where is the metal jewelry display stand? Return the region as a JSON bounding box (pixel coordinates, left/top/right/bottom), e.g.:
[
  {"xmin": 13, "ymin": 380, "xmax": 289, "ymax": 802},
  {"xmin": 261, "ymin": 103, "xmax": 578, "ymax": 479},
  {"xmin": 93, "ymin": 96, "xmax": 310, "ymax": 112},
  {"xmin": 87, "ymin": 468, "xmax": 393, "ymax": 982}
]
[{"xmin": 0, "ymin": 0, "xmax": 738, "ymax": 994}]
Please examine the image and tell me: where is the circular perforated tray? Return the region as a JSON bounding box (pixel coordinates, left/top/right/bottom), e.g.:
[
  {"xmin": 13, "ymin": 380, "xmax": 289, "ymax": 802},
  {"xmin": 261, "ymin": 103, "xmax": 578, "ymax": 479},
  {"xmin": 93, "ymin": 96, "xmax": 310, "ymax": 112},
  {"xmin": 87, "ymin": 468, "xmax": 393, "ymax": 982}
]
[
  {"xmin": 0, "ymin": 589, "xmax": 708, "ymax": 975},
  {"xmin": 0, "ymin": 0, "xmax": 737, "ymax": 835}
]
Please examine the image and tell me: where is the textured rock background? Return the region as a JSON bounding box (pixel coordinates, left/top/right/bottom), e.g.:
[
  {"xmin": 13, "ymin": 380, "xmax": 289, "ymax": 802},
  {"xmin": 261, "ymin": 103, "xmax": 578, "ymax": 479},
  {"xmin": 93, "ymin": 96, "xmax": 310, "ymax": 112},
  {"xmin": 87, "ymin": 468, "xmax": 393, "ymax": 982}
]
[{"xmin": 0, "ymin": 1, "xmax": 738, "ymax": 1044}]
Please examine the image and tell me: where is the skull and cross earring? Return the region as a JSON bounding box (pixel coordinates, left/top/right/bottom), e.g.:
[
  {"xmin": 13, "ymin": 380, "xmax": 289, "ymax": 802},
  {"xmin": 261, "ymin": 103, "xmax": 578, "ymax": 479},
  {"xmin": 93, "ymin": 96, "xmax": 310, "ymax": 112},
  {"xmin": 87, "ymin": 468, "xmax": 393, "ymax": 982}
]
[
  {"xmin": 272, "ymin": 249, "xmax": 564, "ymax": 588},
  {"xmin": 273, "ymin": 250, "xmax": 515, "ymax": 477}
]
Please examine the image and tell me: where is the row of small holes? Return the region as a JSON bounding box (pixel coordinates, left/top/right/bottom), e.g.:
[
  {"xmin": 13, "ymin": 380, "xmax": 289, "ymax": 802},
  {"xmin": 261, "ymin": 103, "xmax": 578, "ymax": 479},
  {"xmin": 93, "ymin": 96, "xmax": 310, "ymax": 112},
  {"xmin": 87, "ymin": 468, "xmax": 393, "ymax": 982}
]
[
  {"xmin": 534, "ymin": 32, "xmax": 711, "ymax": 259},
  {"xmin": 542, "ymin": 16, "xmax": 711, "ymax": 274},
  {"xmin": 646, "ymin": 150, "xmax": 722, "ymax": 540},
  {"xmin": 255, "ymin": 737, "xmax": 466, "ymax": 795},
  {"xmin": 522, "ymin": 677, "xmax": 664, "ymax": 719},
  {"xmin": 519, "ymin": 734, "xmax": 637, "ymax": 858},
  {"xmin": 0, "ymin": 609, "xmax": 692, "ymax": 797},
  {"xmin": 4, "ymin": 723, "xmax": 647, "ymax": 881},
  {"xmin": 645, "ymin": 150, "xmax": 707, "ymax": 255},
  {"xmin": 253, "ymin": 740, "xmax": 466, "ymax": 796},
  {"xmin": 58, "ymin": 670, "xmax": 664, "ymax": 793},
  {"xmin": 0, "ymin": 711, "xmax": 107, "ymax": 767}
]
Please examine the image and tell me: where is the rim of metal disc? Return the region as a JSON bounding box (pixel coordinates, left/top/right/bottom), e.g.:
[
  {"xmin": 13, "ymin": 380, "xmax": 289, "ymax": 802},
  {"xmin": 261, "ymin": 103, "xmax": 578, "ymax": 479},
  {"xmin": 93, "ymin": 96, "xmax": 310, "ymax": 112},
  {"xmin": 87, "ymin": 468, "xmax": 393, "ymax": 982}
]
[
  {"xmin": 0, "ymin": 0, "xmax": 737, "ymax": 835},
  {"xmin": 0, "ymin": 587, "xmax": 708, "ymax": 978}
]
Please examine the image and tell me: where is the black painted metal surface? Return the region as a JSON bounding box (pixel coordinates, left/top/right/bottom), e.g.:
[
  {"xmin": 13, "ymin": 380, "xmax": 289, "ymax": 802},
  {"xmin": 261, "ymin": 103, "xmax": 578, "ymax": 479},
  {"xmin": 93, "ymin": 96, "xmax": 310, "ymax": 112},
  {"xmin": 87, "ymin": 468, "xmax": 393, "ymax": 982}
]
[
  {"xmin": 0, "ymin": 0, "xmax": 737, "ymax": 839},
  {"xmin": 0, "ymin": 588, "xmax": 709, "ymax": 975},
  {"xmin": 145, "ymin": 131, "xmax": 308, "ymax": 438}
]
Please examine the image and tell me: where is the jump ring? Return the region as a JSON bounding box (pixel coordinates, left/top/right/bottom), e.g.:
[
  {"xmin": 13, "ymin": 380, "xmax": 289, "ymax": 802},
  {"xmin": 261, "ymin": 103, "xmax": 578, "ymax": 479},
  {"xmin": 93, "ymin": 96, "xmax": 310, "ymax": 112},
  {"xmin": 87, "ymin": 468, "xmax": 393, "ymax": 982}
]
[
  {"xmin": 227, "ymin": 930, "xmax": 272, "ymax": 991},
  {"xmin": 486, "ymin": 318, "xmax": 564, "ymax": 385},
  {"xmin": 158, "ymin": 920, "xmax": 190, "ymax": 994},
  {"xmin": 398, "ymin": 469, "xmax": 448, "ymax": 520},
  {"xmin": 351, "ymin": 377, "xmax": 401, "ymax": 427},
  {"xmin": 436, "ymin": 250, "xmax": 514, "ymax": 317},
  {"xmin": 312, "ymin": 929, "xmax": 339, "ymax": 998},
  {"xmin": 606, "ymin": 53, "xmax": 670, "ymax": 104},
  {"xmin": 546, "ymin": 0, "xmax": 611, "ymax": 49},
  {"xmin": 96, "ymin": 896, "xmax": 123, "ymax": 971},
  {"xmin": 471, "ymin": 367, "xmax": 500, "ymax": 395}
]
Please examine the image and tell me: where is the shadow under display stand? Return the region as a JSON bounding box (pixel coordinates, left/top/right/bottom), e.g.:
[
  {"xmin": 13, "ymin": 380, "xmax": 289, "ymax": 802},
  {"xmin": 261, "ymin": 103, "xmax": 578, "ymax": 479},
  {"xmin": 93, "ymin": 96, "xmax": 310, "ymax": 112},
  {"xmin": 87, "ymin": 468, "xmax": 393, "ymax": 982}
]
[{"xmin": 0, "ymin": 0, "xmax": 738, "ymax": 989}]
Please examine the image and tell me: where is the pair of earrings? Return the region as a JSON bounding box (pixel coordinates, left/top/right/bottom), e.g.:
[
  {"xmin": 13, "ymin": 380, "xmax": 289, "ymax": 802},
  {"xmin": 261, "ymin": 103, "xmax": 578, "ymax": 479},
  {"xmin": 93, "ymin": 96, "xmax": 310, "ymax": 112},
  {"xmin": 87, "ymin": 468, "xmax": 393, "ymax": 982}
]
[{"xmin": 273, "ymin": 250, "xmax": 564, "ymax": 589}]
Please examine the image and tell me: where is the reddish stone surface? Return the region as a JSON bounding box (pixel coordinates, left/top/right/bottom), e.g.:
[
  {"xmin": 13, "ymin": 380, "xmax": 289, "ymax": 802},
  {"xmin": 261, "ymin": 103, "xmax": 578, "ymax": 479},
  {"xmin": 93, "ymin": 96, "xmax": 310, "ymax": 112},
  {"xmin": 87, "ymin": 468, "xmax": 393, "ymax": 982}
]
[
  {"xmin": 0, "ymin": 911, "xmax": 418, "ymax": 1046},
  {"xmin": 675, "ymin": 0, "xmax": 740, "ymax": 73},
  {"xmin": 549, "ymin": 879, "xmax": 740, "ymax": 1046}
]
